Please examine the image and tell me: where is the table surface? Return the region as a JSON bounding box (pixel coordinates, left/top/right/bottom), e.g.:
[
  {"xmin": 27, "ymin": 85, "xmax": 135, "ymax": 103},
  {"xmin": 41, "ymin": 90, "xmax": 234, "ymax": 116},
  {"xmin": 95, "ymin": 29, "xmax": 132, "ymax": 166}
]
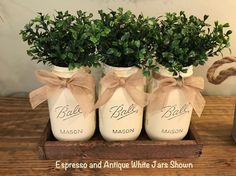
[{"xmin": 0, "ymin": 96, "xmax": 236, "ymax": 176}]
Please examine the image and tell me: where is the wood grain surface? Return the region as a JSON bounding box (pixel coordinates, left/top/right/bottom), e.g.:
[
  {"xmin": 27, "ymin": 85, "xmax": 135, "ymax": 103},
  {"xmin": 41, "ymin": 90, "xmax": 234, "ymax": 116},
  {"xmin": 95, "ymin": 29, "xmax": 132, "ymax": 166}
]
[{"xmin": 0, "ymin": 96, "xmax": 236, "ymax": 176}]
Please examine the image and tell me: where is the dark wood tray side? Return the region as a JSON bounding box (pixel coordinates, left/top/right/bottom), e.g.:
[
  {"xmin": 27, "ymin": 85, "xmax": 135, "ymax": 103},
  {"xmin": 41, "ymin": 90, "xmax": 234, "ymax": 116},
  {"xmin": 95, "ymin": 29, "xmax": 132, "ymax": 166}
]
[
  {"xmin": 39, "ymin": 121, "xmax": 203, "ymax": 160},
  {"xmin": 38, "ymin": 121, "xmax": 51, "ymax": 160}
]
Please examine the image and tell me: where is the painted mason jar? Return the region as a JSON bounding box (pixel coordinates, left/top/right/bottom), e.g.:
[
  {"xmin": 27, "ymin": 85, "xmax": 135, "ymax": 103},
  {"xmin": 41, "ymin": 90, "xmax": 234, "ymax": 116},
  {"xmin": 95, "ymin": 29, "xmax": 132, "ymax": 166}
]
[
  {"xmin": 97, "ymin": 64, "xmax": 146, "ymax": 141},
  {"xmin": 145, "ymin": 65, "xmax": 196, "ymax": 140},
  {"xmin": 47, "ymin": 65, "xmax": 96, "ymax": 141}
]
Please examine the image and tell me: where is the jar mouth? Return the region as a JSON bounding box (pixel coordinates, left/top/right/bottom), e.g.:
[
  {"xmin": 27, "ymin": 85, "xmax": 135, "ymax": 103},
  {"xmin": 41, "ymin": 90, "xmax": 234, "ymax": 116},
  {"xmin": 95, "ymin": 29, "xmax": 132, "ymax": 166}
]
[
  {"xmin": 157, "ymin": 64, "xmax": 193, "ymax": 78},
  {"xmin": 102, "ymin": 63, "xmax": 139, "ymax": 77},
  {"xmin": 51, "ymin": 65, "xmax": 90, "ymax": 78},
  {"xmin": 51, "ymin": 65, "xmax": 79, "ymax": 72},
  {"xmin": 102, "ymin": 63, "xmax": 137, "ymax": 71}
]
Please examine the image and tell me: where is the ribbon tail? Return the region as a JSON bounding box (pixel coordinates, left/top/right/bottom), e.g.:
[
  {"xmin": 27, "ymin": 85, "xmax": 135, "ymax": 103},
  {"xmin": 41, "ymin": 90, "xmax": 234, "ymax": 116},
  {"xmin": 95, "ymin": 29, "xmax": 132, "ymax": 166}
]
[
  {"xmin": 70, "ymin": 87, "xmax": 95, "ymax": 116},
  {"xmin": 125, "ymin": 85, "xmax": 148, "ymax": 107},
  {"xmin": 192, "ymin": 91, "xmax": 206, "ymax": 117},
  {"xmin": 29, "ymin": 86, "xmax": 48, "ymax": 109},
  {"xmin": 94, "ymin": 88, "xmax": 116, "ymax": 109},
  {"xmin": 184, "ymin": 87, "xmax": 205, "ymax": 117}
]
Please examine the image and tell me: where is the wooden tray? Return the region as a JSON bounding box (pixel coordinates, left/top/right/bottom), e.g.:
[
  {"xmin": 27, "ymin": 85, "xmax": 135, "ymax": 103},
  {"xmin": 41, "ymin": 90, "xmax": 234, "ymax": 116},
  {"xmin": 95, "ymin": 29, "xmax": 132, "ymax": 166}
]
[{"xmin": 39, "ymin": 121, "xmax": 203, "ymax": 160}]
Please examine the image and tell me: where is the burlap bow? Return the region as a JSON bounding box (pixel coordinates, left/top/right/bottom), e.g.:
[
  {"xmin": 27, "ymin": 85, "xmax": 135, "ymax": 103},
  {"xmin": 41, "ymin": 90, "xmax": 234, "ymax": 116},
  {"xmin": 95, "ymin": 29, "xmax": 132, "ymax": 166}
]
[
  {"xmin": 94, "ymin": 70, "xmax": 147, "ymax": 109},
  {"xmin": 29, "ymin": 69, "xmax": 95, "ymax": 115},
  {"xmin": 148, "ymin": 73, "xmax": 205, "ymax": 117}
]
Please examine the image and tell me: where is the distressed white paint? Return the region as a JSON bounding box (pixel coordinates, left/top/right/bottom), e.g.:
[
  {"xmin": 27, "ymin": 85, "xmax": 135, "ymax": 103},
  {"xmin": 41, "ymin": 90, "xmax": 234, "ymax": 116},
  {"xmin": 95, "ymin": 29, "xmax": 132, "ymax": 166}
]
[
  {"xmin": 98, "ymin": 65, "xmax": 144, "ymax": 141},
  {"xmin": 48, "ymin": 66, "xmax": 96, "ymax": 141},
  {"xmin": 145, "ymin": 66, "xmax": 194, "ymax": 140}
]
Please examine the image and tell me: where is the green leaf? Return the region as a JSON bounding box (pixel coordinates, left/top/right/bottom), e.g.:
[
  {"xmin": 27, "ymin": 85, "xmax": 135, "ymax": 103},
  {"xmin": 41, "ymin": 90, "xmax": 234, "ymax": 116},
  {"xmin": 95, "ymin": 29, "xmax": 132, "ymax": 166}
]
[
  {"xmin": 114, "ymin": 51, "xmax": 121, "ymax": 57},
  {"xmin": 162, "ymin": 52, "xmax": 174, "ymax": 59},
  {"xmin": 134, "ymin": 40, "xmax": 141, "ymax": 48},
  {"xmin": 124, "ymin": 48, "xmax": 134, "ymax": 54},
  {"xmin": 68, "ymin": 53, "xmax": 74, "ymax": 59},
  {"xmin": 223, "ymin": 23, "xmax": 230, "ymax": 27},
  {"xmin": 68, "ymin": 63, "xmax": 75, "ymax": 70},
  {"xmin": 143, "ymin": 69, "xmax": 150, "ymax": 77},
  {"xmin": 70, "ymin": 29, "xmax": 77, "ymax": 39},
  {"xmin": 56, "ymin": 21, "xmax": 63, "ymax": 27},
  {"xmin": 75, "ymin": 63, "xmax": 81, "ymax": 68},
  {"xmin": 203, "ymin": 15, "xmax": 209, "ymax": 21},
  {"xmin": 80, "ymin": 47, "xmax": 85, "ymax": 52},
  {"xmin": 140, "ymin": 48, "xmax": 146, "ymax": 54},
  {"xmin": 61, "ymin": 54, "xmax": 67, "ymax": 60},
  {"xmin": 89, "ymin": 36, "xmax": 98, "ymax": 44},
  {"xmin": 189, "ymin": 51, "xmax": 196, "ymax": 58},
  {"xmin": 106, "ymin": 48, "xmax": 115, "ymax": 55},
  {"xmin": 148, "ymin": 58, "xmax": 153, "ymax": 65},
  {"xmin": 139, "ymin": 52, "xmax": 144, "ymax": 60},
  {"xmin": 164, "ymin": 38, "xmax": 170, "ymax": 45},
  {"xmin": 45, "ymin": 15, "xmax": 50, "ymax": 21},
  {"xmin": 180, "ymin": 11, "xmax": 185, "ymax": 16},
  {"xmin": 226, "ymin": 30, "xmax": 232, "ymax": 35},
  {"xmin": 104, "ymin": 28, "xmax": 111, "ymax": 35},
  {"xmin": 112, "ymin": 41, "xmax": 118, "ymax": 46},
  {"xmin": 121, "ymin": 32, "xmax": 130, "ymax": 41},
  {"xmin": 81, "ymin": 33, "xmax": 88, "ymax": 40}
]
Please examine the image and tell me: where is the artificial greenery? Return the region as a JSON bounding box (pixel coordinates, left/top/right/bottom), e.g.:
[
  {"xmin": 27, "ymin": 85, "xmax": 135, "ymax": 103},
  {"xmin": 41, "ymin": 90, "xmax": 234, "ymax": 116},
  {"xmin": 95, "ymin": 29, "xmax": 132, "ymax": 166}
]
[
  {"xmin": 152, "ymin": 11, "xmax": 232, "ymax": 76},
  {"xmin": 20, "ymin": 11, "xmax": 99, "ymax": 69},
  {"xmin": 20, "ymin": 10, "xmax": 232, "ymax": 76},
  {"xmin": 95, "ymin": 8, "xmax": 158, "ymax": 74}
]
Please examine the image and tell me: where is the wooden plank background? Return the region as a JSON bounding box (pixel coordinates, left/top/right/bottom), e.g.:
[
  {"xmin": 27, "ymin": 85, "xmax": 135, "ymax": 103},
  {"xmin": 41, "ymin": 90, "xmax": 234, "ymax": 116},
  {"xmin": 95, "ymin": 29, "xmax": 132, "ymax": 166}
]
[{"xmin": 0, "ymin": 96, "xmax": 236, "ymax": 176}]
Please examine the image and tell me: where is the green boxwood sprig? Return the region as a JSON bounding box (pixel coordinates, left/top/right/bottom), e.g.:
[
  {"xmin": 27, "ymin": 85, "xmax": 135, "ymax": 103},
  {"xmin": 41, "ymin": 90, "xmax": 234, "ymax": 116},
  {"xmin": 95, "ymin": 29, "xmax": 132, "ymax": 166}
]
[
  {"xmin": 152, "ymin": 11, "xmax": 232, "ymax": 76},
  {"xmin": 20, "ymin": 11, "xmax": 99, "ymax": 69},
  {"xmin": 95, "ymin": 8, "xmax": 159, "ymax": 76}
]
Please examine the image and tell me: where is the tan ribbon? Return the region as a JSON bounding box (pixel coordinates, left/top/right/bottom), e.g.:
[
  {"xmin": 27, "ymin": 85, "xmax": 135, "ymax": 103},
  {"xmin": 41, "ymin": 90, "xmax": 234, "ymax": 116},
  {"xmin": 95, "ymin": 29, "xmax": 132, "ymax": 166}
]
[
  {"xmin": 149, "ymin": 73, "xmax": 205, "ymax": 117},
  {"xmin": 94, "ymin": 70, "xmax": 148, "ymax": 109},
  {"xmin": 29, "ymin": 69, "xmax": 95, "ymax": 115}
]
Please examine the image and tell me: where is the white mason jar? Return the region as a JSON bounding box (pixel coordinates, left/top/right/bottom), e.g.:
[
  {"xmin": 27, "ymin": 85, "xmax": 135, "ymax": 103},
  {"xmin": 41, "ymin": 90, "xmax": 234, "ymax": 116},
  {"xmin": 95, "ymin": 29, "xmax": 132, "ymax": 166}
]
[
  {"xmin": 145, "ymin": 65, "xmax": 194, "ymax": 140},
  {"xmin": 48, "ymin": 65, "xmax": 96, "ymax": 141},
  {"xmin": 99, "ymin": 64, "xmax": 144, "ymax": 141}
]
